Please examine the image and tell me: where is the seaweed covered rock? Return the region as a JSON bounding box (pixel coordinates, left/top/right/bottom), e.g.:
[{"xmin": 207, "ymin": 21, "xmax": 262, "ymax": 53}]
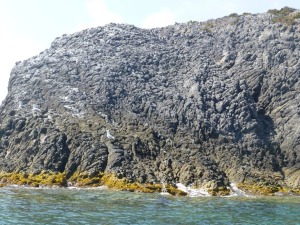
[{"xmin": 0, "ymin": 7, "xmax": 299, "ymax": 192}]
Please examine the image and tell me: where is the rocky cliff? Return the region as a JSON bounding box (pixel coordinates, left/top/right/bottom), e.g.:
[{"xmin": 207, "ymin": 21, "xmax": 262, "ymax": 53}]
[{"xmin": 0, "ymin": 7, "xmax": 299, "ymax": 194}]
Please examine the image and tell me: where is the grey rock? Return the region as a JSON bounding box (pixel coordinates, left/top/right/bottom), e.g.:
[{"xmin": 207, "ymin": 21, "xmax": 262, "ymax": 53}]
[{"xmin": 0, "ymin": 8, "xmax": 299, "ymax": 189}]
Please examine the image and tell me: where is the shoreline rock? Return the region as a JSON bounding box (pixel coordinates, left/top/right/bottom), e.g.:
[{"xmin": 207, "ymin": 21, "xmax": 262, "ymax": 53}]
[
  {"xmin": 0, "ymin": 172, "xmax": 299, "ymax": 196},
  {"xmin": 0, "ymin": 172, "xmax": 187, "ymax": 196}
]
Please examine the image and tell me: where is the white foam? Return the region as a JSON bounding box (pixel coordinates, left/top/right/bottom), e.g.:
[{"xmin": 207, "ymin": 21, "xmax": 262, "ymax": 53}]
[
  {"xmin": 160, "ymin": 191, "xmax": 171, "ymax": 196},
  {"xmin": 160, "ymin": 181, "xmax": 171, "ymax": 196},
  {"xmin": 176, "ymin": 183, "xmax": 211, "ymax": 197},
  {"xmin": 3, "ymin": 184, "xmax": 108, "ymax": 191},
  {"xmin": 228, "ymin": 183, "xmax": 251, "ymax": 197},
  {"xmin": 66, "ymin": 186, "xmax": 108, "ymax": 190}
]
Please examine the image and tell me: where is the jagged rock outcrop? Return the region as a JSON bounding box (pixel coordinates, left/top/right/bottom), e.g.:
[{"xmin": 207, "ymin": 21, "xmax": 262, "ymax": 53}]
[{"xmin": 0, "ymin": 7, "xmax": 299, "ymax": 191}]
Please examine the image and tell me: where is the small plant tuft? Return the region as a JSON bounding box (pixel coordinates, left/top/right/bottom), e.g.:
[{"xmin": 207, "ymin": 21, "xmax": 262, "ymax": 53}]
[
  {"xmin": 268, "ymin": 7, "xmax": 296, "ymax": 16},
  {"xmin": 268, "ymin": 7, "xmax": 300, "ymax": 25},
  {"xmin": 187, "ymin": 20, "xmax": 197, "ymax": 24},
  {"xmin": 206, "ymin": 22, "xmax": 214, "ymax": 27},
  {"xmin": 242, "ymin": 12, "xmax": 251, "ymax": 16},
  {"xmin": 229, "ymin": 13, "xmax": 239, "ymax": 18}
]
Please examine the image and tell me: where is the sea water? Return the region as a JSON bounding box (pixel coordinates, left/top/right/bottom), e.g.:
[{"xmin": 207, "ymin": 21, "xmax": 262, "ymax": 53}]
[{"xmin": 0, "ymin": 186, "xmax": 299, "ymax": 225}]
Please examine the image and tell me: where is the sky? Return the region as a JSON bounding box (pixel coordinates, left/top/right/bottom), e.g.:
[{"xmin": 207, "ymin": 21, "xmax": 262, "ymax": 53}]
[{"xmin": 1, "ymin": 0, "xmax": 300, "ymax": 103}]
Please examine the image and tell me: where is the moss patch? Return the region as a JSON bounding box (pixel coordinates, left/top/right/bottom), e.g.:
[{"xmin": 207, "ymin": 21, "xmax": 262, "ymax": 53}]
[
  {"xmin": 0, "ymin": 171, "xmax": 67, "ymax": 187},
  {"xmin": 0, "ymin": 172, "xmax": 186, "ymax": 196},
  {"xmin": 237, "ymin": 182, "xmax": 300, "ymax": 195},
  {"xmin": 268, "ymin": 7, "xmax": 300, "ymax": 25},
  {"xmin": 3, "ymin": 172, "xmax": 297, "ymax": 196},
  {"xmin": 68, "ymin": 172, "xmax": 103, "ymax": 187},
  {"xmin": 73, "ymin": 173, "xmax": 187, "ymax": 196}
]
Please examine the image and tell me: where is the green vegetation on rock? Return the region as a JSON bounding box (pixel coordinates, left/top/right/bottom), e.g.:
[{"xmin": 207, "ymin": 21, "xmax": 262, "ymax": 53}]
[
  {"xmin": 237, "ymin": 183, "xmax": 300, "ymax": 196},
  {"xmin": 268, "ymin": 7, "xmax": 300, "ymax": 25},
  {"xmin": 0, "ymin": 172, "xmax": 67, "ymax": 187},
  {"xmin": 0, "ymin": 172, "xmax": 187, "ymax": 196}
]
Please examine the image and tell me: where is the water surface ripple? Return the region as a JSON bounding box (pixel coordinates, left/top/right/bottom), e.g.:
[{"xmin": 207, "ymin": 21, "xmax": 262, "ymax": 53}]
[{"xmin": 0, "ymin": 187, "xmax": 299, "ymax": 224}]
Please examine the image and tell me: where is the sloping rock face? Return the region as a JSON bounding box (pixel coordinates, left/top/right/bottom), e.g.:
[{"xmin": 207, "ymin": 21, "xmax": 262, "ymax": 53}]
[{"xmin": 0, "ymin": 8, "xmax": 299, "ymax": 189}]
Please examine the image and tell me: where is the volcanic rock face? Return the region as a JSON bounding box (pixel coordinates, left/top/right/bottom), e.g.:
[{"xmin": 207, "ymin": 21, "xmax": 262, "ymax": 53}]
[{"xmin": 0, "ymin": 8, "xmax": 299, "ymax": 189}]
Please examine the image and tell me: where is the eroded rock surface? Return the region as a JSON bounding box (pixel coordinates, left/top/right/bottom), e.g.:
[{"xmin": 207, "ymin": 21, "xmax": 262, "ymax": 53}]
[{"xmin": 0, "ymin": 8, "xmax": 299, "ymax": 189}]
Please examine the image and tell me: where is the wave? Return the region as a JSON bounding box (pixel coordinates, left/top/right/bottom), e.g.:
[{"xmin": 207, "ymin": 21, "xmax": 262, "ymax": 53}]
[{"xmin": 176, "ymin": 183, "xmax": 211, "ymax": 197}]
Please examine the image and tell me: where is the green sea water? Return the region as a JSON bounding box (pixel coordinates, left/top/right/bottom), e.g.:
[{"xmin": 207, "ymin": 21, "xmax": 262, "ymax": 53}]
[{"xmin": 0, "ymin": 186, "xmax": 299, "ymax": 225}]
